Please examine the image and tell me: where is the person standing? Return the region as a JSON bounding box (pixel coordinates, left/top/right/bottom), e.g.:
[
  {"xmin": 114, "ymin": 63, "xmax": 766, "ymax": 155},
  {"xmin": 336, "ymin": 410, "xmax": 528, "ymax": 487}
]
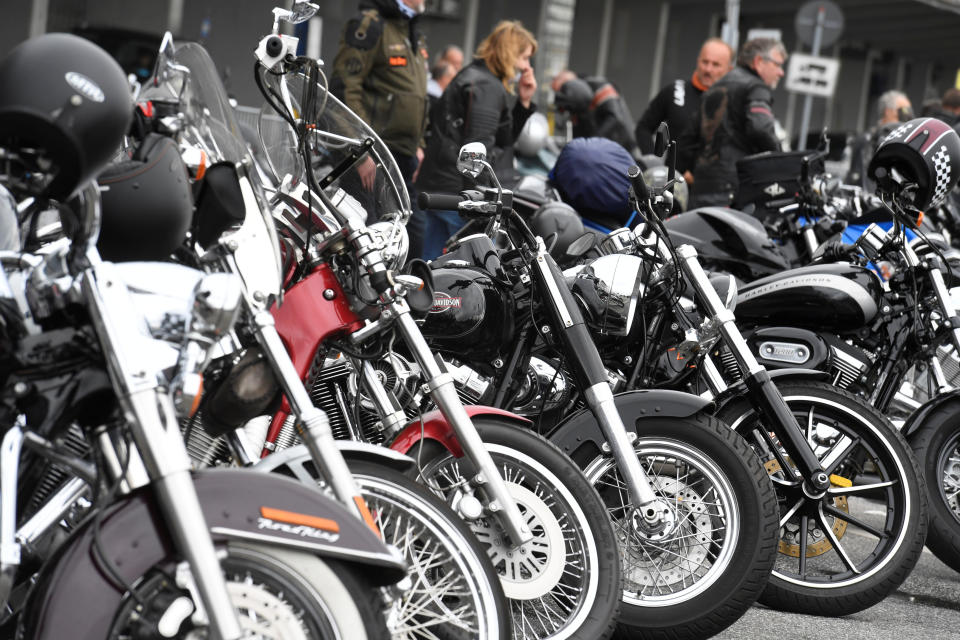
[
  {"xmin": 552, "ymin": 72, "xmax": 639, "ymax": 156},
  {"xmin": 846, "ymin": 90, "xmax": 913, "ymax": 189},
  {"xmin": 330, "ymin": 0, "xmax": 429, "ymax": 257},
  {"xmin": 416, "ymin": 20, "xmax": 538, "ymax": 259},
  {"xmin": 636, "ymin": 38, "xmax": 733, "ymax": 175},
  {"xmin": 687, "ymin": 37, "xmax": 786, "ymax": 208}
]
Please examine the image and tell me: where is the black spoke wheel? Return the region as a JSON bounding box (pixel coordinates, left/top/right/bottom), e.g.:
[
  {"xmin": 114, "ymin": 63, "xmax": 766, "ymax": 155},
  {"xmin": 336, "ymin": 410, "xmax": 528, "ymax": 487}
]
[{"xmin": 716, "ymin": 380, "xmax": 926, "ymax": 616}]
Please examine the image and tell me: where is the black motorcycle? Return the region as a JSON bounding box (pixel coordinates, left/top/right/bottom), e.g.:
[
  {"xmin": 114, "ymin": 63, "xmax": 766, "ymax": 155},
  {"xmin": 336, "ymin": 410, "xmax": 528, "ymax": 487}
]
[
  {"xmin": 415, "ymin": 143, "xmax": 779, "ymax": 639},
  {"xmin": 561, "ymin": 124, "xmax": 927, "ymax": 617}
]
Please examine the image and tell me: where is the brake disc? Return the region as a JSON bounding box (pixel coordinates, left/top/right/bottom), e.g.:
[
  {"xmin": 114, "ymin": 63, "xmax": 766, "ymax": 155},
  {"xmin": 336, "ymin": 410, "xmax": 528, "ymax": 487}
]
[{"xmin": 764, "ymin": 458, "xmax": 849, "ymax": 558}]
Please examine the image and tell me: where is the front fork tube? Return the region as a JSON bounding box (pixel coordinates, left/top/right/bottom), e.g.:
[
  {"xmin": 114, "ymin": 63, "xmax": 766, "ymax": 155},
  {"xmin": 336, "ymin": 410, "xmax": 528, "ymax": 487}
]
[
  {"xmin": 674, "ymin": 245, "xmax": 830, "ymax": 492},
  {"xmin": 392, "ymin": 301, "xmax": 533, "ymax": 546},
  {"xmin": 926, "ymin": 264, "xmax": 960, "ymax": 357},
  {"xmin": 83, "ymin": 265, "xmax": 244, "ymax": 640},
  {"xmin": 249, "ymin": 309, "xmax": 380, "ymax": 534},
  {"xmin": 0, "ymin": 422, "xmax": 24, "ymax": 610},
  {"xmin": 531, "ymin": 250, "xmax": 661, "ymax": 509}
]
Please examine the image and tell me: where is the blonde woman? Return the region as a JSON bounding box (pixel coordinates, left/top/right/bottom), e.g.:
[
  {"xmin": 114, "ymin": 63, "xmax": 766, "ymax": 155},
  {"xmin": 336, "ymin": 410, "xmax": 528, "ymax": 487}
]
[{"xmin": 416, "ymin": 20, "xmax": 537, "ymax": 258}]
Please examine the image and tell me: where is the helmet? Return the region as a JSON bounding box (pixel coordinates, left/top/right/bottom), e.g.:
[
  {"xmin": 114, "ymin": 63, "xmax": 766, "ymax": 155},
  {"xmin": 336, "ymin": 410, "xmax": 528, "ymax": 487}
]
[
  {"xmin": 97, "ymin": 134, "xmax": 193, "ymax": 261},
  {"xmin": 515, "ymin": 112, "xmax": 548, "ymax": 158},
  {"xmin": 868, "ymin": 117, "xmax": 960, "ymax": 209},
  {"xmin": 554, "ymin": 78, "xmax": 593, "ymax": 115},
  {"xmin": 528, "ymin": 201, "xmax": 584, "ymax": 258},
  {"xmin": 0, "ymin": 33, "xmax": 132, "ymax": 199}
]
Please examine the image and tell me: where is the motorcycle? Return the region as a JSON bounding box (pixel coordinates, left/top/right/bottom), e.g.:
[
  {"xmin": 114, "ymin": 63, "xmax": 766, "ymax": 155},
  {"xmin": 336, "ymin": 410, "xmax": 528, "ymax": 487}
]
[
  {"xmin": 0, "ymin": 33, "xmax": 405, "ymax": 640},
  {"xmin": 414, "ymin": 143, "xmax": 779, "ymax": 638},
  {"xmin": 240, "ymin": 12, "xmax": 623, "ymax": 639},
  {"xmin": 560, "ymin": 123, "xmax": 927, "ymax": 617},
  {"xmin": 132, "ymin": 13, "xmax": 512, "ymax": 639}
]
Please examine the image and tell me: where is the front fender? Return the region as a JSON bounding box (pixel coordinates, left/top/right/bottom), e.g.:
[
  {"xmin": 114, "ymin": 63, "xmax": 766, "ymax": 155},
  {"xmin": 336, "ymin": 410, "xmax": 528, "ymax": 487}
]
[
  {"xmin": 901, "ymin": 388, "xmax": 960, "ymax": 438},
  {"xmin": 20, "ymin": 469, "xmax": 405, "ymax": 640},
  {"xmin": 546, "ymin": 389, "xmax": 713, "ymax": 464},
  {"xmin": 256, "ymin": 440, "xmax": 418, "ymax": 474},
  {"xmin": 713, "ymin": 367, "xmax": 830, "ymax": 407},
  {"xmin": 390, "ymin": 406, "xmax": 531, "ymax": 457}
]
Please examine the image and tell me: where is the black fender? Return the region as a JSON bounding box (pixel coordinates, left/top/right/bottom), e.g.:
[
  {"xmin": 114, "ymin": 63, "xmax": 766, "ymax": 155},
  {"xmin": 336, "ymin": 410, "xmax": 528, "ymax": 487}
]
[
  {"xmin": 19, "ymin": 469, "xmax": 405, "ymax": 640},
  {"xmin": 713, "ymin": 367, "xmax": 830, "ymax": 408},
  {"xmin": 547, "ymin": 389, "xmax": 713, "ymax": 464},
  {"xmin": 255, "ymin": 440, "xmax": 418, "ymax": 474},
  {"xmin": 901, "ymin": 388, "xmax": 960, "ymax": 438}
]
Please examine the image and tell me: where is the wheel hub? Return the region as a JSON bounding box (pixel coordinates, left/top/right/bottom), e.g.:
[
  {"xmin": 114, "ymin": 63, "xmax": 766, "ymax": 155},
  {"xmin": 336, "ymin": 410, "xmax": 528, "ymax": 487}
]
[
  {"xmin": 469, "ymin": 481, "xmax": 566, "ymax": 600},
  {"xmin": 765, "ymin": 459, "xmax": 849, "ymax": 557},
  {"xmin": 621, "ymin": 476, "xmax": 712, "ymax": 588}
]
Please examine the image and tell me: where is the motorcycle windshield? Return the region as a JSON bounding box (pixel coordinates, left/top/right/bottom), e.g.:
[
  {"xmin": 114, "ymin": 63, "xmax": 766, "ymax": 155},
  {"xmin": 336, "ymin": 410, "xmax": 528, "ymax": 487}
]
[
  {"xmin": 143, "ymin": 36, "xmax": 282, "ymax": 306},
  {"xmin": 257, "ymin": 70, "xmax": 411, "ymax": 224}
]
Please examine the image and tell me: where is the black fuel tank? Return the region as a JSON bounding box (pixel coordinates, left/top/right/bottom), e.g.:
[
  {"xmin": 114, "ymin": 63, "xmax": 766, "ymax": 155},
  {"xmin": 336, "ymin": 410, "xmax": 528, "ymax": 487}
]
[
  {"xmin": 418, "ymin": 267, "xmax": 513, "ymax": 362},
  {"xmin": 664, "ymin": 207, "xmax": 789, "ymax": 281},
  {"xmin": 736, "ymin": 263, "xmax": 883, "ymax": 331}
]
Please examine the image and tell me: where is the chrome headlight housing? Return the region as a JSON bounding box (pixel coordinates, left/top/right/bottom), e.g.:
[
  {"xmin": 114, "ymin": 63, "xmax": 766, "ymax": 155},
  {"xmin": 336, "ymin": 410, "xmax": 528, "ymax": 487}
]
[
  {"xmin": 368, "ymin": 220, "xmax": 409, "ymax": 271},
  {"xmin": 570, "ymin": 253, "xmax": 644, "ymax": 336}
]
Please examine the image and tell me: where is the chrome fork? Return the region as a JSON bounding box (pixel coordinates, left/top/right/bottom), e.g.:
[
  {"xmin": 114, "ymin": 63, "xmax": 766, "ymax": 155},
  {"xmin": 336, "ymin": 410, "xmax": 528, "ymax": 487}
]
[{"xmin": 82, "ymin": 261, "xmax": 244, "ymax": 640}]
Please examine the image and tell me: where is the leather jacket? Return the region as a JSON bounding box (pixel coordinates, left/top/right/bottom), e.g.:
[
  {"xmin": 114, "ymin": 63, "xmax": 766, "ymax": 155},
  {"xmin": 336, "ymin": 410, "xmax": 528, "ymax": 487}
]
[
  {"xmin": 416, "ymin": 59, "xmax": 535, "ymax": 194},
  {"xmin": 688, "ymin": 65, "xmax": 780, "ymax": 203}
]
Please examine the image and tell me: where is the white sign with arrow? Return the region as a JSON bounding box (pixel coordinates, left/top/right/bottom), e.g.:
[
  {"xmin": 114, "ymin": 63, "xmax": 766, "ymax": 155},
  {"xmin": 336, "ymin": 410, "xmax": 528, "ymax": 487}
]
[{"xmin": 786, "ymin": 53, "xmax": 840, "ymax": 98}]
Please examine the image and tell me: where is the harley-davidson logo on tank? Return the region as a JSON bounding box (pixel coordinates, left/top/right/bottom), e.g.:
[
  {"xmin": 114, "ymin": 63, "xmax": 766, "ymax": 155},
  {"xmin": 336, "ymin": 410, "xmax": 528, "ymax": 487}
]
[{"xmin": 429, "ymin": 292, "xmax": 462, "ymax": 313}]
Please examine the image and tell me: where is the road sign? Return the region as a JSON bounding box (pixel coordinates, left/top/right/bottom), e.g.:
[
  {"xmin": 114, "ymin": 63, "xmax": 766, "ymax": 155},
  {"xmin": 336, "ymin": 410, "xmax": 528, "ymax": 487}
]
[
  {"xmin": 795, "ymin": 1, "xmax": 844, "ymax": 49},
  {"xmin": 786, "ymin": 53, "xmax": 840, "ymax": 98}
]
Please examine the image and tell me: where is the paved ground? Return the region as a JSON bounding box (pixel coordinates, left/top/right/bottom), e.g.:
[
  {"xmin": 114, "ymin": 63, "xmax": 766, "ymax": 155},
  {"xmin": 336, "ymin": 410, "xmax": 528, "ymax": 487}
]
[{"xmin": 717, "ymin": 546, "xmax": 960, "ymax": 639}]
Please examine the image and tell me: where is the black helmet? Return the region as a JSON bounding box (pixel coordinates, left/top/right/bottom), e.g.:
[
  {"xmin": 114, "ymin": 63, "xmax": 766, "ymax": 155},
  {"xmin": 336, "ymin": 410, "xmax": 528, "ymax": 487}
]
[
  {"xmin": 868, "ymin": 117, "xmax": 960, "ymax": 209},
  {"xmin": 529, "ymin": 201, "xmax": 584, "ymax": 258},
  {"xmin": 0, "ymin": 33, "xmax": 132, "ymax": 199},
  {"xmin": 97, "ymin": 133, "xmax": 193, "ymax": 261},
  {"xmin": 554, "ymin": 79, "xmax": 593, "ymax": 115}
]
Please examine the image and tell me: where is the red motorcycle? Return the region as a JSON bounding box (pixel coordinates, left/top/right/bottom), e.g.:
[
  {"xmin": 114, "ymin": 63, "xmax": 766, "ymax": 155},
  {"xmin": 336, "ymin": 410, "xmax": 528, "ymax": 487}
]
[{"xmin": 252, "ymin": 59, "xmax": 622, "ymax": 639}]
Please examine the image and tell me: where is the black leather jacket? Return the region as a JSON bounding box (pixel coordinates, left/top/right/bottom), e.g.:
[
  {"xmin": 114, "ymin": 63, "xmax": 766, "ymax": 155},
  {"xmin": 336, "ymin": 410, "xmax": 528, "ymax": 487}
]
[
  {"xmin": 686, "ymin": 65, "xmax": 780, "ymax": 205},
  {"xmin": 416, "ymin": 59, "xmax": 535, "ymax": 194}
]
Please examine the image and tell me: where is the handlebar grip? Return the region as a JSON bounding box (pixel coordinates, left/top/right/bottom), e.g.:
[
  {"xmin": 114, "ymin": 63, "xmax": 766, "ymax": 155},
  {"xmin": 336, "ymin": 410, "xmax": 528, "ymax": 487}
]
[
  {"xmin": 418, "ymin": 191, "xmax": 466, "ymax": 211},
  {"xmin": 627, "ymin": 165, "xmax": 650, "ymax": 202}
]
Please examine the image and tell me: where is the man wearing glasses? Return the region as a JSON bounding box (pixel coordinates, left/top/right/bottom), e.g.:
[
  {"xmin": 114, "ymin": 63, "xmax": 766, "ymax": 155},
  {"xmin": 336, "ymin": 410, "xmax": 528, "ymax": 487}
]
[{"xmin": 683, "ymin": 38, "xmax": 787, "ymax": 207}]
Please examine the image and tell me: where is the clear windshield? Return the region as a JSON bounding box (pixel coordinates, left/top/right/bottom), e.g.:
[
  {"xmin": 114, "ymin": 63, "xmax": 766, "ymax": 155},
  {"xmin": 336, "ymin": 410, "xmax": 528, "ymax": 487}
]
[
  {"xmin": 141, "ymin": 36, "xmax": 282, "ymax": 307},
  {"xmin": 257, "ymin": 70, "xmax": 411, "ymax": 223}
]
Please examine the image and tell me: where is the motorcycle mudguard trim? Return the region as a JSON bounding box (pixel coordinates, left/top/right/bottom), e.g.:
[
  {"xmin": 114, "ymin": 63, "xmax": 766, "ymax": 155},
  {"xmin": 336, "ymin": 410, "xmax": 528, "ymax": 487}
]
[
  {"xmin": 712, "ymin": 367, "xmax": 831, "ymax": 406},
  {"xmin": 901, "ymin": 389, "xmax": 960, "ymax": 438},
  {"xmin": 255, "ymin": 441, "xmax": 417, "ymax": 474},
  {"xmin": 546, "ymin": 390, "xmax": 713, "ymax": 462},
  {"xmin": 19, "ymin": 469, "xmax": 405, "ymax": 640},
  {"xmin": 390, "ymin": 406, "xmax": 532, "ymax": 458}
]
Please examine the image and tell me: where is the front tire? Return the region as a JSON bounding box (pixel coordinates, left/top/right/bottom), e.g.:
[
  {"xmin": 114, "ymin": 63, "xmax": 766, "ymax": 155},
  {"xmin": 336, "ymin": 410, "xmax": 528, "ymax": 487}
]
[
  {"xmin": 716, "ymin": 380, "xmax": 927, "ymax": 616},
  {"xmin": 406, "ymin": 417, "xmax": 621, "ymax": 640},
  {"xmin": 109, "ymin": 542, "xmax": 389, "ymax": 639},
  {"xmin": 573, "ymin": 412, "xmax": 778, "ymax": 640},
  {"xmin": 906, "ymin": 398, "xmax": 960, "ymax": 573}
]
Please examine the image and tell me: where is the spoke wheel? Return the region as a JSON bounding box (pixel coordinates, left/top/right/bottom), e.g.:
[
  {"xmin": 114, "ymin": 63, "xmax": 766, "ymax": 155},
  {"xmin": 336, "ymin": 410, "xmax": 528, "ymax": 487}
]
[
  {"xmin": 717, "ymin": 380, "xmax": 926, "ymax": 616},
  {"xmin": 408, "ymin": 418, "xmax": 621, "ymax": 640},
  {"xmin": 256, "ymin": 449, "xmax": 510, "ymax": 640},
  {"xmin": 907, "ymin": 397, "xmax": 960, "ymax": 573}
]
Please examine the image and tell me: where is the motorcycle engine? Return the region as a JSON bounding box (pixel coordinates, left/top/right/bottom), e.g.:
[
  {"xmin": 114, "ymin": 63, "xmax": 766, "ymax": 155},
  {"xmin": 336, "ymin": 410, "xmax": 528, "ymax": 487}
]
[{"xmin": 512, "ymin": 356, "xmax": 574, "ymax": 415}]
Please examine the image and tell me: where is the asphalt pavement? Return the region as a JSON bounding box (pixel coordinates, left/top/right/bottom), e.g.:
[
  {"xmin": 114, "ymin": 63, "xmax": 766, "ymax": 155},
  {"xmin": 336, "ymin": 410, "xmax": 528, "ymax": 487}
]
[{"xmin": 717, "ymin": 546, "xmax": 960, "ymax": 639}]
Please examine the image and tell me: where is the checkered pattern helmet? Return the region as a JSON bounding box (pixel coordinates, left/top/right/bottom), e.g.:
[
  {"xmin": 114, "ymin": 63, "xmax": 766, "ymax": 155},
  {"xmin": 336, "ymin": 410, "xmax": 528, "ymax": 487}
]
[{"xmin": 868, "ymin": 117, "xmax": 960, "ymax": 209}]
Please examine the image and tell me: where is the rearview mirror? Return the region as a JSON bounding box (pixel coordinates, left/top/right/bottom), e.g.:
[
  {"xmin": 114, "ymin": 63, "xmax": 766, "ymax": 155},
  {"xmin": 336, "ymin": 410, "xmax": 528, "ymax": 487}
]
[
  {"xmin": 654, "ymin": 122, "xmax": 670, "ymax": 157},
  {"xmin": 457, "ymin": 142, "xmax": 488, "ymax": 179}
]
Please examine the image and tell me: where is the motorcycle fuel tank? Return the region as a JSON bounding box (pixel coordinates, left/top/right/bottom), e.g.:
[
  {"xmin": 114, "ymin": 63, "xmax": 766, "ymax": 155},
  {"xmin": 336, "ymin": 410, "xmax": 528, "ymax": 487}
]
[
  {"xmin": 736, "ymin": 263, "xmax": 883, "ymax": 331},
  {"xmin": 419, "ymin": 267, "xmax": 513, "ymax": 363}
]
